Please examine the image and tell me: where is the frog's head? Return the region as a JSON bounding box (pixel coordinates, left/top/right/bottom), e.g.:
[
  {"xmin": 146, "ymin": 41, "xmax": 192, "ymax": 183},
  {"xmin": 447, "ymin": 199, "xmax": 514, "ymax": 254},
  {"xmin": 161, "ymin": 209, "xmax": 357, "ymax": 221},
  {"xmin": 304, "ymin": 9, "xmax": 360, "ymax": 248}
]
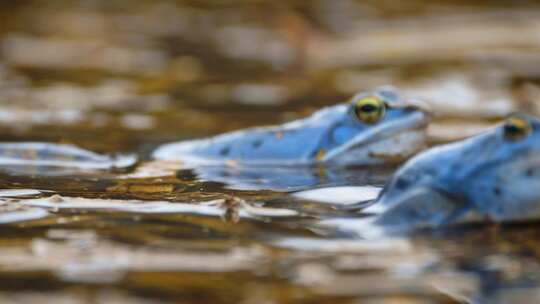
[
  {"xmin": 320, "ymin": 86, "xmax": 431, "ymax": 166},
  {"xmin": 463, "ymin": 114, "xmax": 540, "ymax": 220},
  {"xmin": 477, "ymin": 114, "xmax": 540, "ymax": 155}
]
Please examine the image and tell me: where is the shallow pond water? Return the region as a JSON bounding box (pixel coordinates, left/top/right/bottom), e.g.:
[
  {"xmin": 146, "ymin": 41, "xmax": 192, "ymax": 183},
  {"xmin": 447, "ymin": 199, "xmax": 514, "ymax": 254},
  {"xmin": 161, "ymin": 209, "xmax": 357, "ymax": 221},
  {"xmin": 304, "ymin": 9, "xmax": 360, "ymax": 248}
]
[{"xmin": 1, "ymin": 1, "xmax": 540, "ymax": 303}]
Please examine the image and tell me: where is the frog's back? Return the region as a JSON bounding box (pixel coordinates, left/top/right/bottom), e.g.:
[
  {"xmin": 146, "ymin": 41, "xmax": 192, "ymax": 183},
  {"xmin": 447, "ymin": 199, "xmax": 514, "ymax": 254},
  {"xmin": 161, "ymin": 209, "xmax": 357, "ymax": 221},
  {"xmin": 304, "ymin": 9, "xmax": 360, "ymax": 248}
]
[{"xmin": 152, "ymin": 104, "xmax": 348, "ymax": 165}]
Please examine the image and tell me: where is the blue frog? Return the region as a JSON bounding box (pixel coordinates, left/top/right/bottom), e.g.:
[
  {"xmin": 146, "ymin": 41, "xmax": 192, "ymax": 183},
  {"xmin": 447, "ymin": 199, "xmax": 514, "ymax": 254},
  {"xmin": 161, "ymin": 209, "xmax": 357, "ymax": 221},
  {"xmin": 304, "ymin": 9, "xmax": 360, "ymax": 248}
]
[
  {"xmin": 0, "ymin": 87, "xmax": 429, "ymax": 184},
  {"xmin": 152, "ymin": 87, "xmax": 431, "ymax": 167},
  {"xmin": 367, "ymin": 114, "xmax": 540, "ymax": 230}
]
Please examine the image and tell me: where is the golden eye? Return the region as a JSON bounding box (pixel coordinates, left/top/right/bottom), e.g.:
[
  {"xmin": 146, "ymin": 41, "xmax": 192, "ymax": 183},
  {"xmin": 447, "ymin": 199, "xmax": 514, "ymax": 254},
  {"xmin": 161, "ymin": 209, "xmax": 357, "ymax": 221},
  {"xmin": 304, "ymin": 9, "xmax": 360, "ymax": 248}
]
[
  {"xmin": 354, "ymin": 96, "xmax": 385, "ymax": 124},
  {"xmin": 503, "ymin": 116, "xmax": 531, "ymax": 141}
]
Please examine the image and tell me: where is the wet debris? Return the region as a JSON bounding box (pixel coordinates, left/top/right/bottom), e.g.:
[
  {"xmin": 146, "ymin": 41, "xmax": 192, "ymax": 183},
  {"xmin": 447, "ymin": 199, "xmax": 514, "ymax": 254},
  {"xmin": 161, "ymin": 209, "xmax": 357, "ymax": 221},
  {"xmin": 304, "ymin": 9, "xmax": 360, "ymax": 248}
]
[
  {"xmin": 0, "ymin": 108, "xmax": 85, "ymax": 129},
  {"xmin": 120, "ymin": 114, "xmax": 156, "ymax": 130},
  {"xmin": 308, "ymin": 10, "xmax": 540, "ymax": 68},
  {"xmin": 48, "ymin": 194, "xmax": 64, "ymax": 203},
  {"xmin": 0, "ymin": 203, "xmax": 49, "ymax": 224},
  {"xmin": 231, "ymin": 83, "xmax": 290, "ymax": 106},
  {"xmin": 3, "ymin": 239, "xmax": 267, "ymax": 282},
  {"xmin": 214, "ymin": 26, "xmax": 296, "ymax": 69},
  {"xmin": 29, "ymin": 80, "xmax": 170, "ymax": 112},
  {"xmin": 215, "ymin": 195, "xmax": 299, "ymax": 223},
  {"xmin": 0, "ymin": 290, "xmax": 161, "ymax": 304},
  {"xmin": 215, "ymin": 195, "xmax": 243, "ymax": 223},
  {"xmin": 0, "ymin": 188, "xmax": 44, "ymax": 198},
  {"xmin": 296, "ymin": 268, "xmax": 477, "ymax": 299},
  {"xmin": 117, "ymin": 160, "xmax": 183, "ymax": 179},
  {"xmin": 2, "ymin": 35, "xmax": 169, "ymax": 74},
  {"xmin": 273, "ymin": 237, "xmax": 411, "ymax": 254},
  {"xmin": 46, "ymin": 229, "xmax": 97, "ymax": 242},
  {"xmin": 292, "ymin": 186, "xmax": 381, "ymax": 205},
  {"xmin": 23, "ymin": 196, "xmax": 224, "ymax": 216},
  {"xmin": 19, "ymin": 195, "xmax": 299, "ymax": 221}
]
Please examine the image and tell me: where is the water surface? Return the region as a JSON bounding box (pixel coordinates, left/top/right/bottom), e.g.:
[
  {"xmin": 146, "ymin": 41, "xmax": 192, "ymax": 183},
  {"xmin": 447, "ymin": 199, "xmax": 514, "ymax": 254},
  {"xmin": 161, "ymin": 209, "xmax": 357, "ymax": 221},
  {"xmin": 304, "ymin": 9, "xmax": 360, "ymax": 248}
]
[{"xmin": 1, "ymin": 1, "xmax": 540, "ymax": 303}]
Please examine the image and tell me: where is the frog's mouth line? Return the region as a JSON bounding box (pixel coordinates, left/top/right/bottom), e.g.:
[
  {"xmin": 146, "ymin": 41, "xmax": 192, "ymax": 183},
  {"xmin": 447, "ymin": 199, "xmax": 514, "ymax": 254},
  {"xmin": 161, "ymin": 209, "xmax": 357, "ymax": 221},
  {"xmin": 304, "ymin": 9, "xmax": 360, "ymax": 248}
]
[{"xmin": 321, "ymin": 111, "xmax": 430, "ymax": 163}]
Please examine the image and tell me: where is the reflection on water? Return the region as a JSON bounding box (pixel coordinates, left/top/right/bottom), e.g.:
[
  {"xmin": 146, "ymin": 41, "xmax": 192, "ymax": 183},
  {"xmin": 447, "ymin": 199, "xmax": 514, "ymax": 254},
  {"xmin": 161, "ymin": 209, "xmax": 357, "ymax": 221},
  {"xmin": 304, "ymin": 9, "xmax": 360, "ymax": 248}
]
[
  {"xmin": 0, "ymin": 0, "xmax": 540, "ymax": 303},
  {"xmin": 175, "ymin": 165, "xmax": 392, "ymax": 191}
]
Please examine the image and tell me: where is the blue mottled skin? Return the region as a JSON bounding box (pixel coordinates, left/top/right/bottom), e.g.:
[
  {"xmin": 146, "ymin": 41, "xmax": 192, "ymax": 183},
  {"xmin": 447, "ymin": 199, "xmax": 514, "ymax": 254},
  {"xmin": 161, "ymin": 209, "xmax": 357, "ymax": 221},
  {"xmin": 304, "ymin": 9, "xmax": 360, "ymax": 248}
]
[
  {"xmin": 153, "ymin": 87, "xmax": 430, "ymax": 167},
  {"xmin": 372, "ymin": 114, "xmax": 540, "ymax": 230},
  {"xmin": 0, "ymin": 142, "xmax": 136, "ymax": 171}
]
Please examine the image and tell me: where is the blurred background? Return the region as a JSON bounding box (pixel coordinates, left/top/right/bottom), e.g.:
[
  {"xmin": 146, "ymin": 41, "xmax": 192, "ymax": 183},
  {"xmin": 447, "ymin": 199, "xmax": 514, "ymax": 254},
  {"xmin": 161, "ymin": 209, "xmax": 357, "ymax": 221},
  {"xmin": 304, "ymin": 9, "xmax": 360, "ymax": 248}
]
[
  {"xmin": 1, "ymin": 1, "xmax": 540, "ymax": 303},
  {"xmin": 2, "ymin": 0, "xmax": 540, "ymax": 152}
]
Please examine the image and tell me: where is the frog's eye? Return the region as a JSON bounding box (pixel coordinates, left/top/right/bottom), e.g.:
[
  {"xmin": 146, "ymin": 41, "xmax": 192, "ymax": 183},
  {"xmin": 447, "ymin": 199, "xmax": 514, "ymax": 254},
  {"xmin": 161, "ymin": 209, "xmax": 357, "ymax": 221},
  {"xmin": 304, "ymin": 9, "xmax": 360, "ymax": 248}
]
[
  {"xmin": 353, "ymin": 96, "xmax": 386, "ymax": 124},
  {"xmin": 503, "ymin": 116, "xmax": 531, "ymax": 141}
]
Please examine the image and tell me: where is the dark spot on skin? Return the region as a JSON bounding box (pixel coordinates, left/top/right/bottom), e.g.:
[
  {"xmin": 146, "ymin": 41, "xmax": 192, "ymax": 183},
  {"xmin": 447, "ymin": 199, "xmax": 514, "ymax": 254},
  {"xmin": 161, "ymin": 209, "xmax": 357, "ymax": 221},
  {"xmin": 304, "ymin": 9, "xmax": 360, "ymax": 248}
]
[
  {"xmin": 252, "ymin": 139, "xmax": 263, "ymax": 148},
  {"xmin": 395, "ymin": 178, "xmax": 410, "ymax": 190},
  {"xmin": 493, "ymin": 186, "xmax": 502, "ymax": 197},
  {"xmin": 525, "ymin": 169, "xmax": 534, "ymax": 177},
  {"xmin": 219, "ymin": 146, "xmax": 231, "ymax": 156}
]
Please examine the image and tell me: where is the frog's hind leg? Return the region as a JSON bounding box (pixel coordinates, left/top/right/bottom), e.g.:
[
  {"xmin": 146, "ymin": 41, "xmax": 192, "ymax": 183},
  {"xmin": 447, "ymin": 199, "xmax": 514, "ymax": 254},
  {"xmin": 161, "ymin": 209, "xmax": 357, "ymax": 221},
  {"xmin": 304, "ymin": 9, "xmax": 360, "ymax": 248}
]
[
  {"xmin": 375, "ymin": 187, "xmax": 469, "ymax": 232},
  {"xmin": 0, "ymin": 142, "xmax": 136, "ymax": 170}
]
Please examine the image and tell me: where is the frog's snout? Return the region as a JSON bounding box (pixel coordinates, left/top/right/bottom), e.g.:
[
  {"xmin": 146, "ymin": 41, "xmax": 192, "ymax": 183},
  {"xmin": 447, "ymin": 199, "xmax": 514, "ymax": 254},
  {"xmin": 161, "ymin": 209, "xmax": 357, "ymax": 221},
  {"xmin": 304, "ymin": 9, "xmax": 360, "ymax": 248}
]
[
  {"xmin": 396, "ymin": 105, "xmax": 432, "ymax": 133},
  {"xmin": 403, "ymin": 99, "xmax": 433, "ymax": 127}
]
